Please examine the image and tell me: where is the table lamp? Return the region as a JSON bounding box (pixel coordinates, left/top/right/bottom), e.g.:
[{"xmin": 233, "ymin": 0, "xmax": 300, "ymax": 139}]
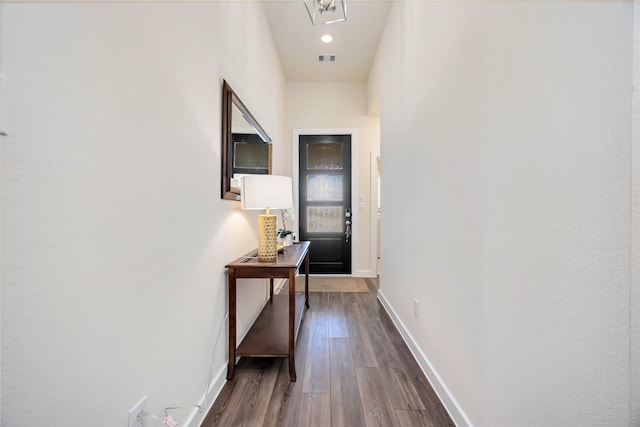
[{"xmin": 241, "ymin": 175, "xmax": 294, "ymax": 262}]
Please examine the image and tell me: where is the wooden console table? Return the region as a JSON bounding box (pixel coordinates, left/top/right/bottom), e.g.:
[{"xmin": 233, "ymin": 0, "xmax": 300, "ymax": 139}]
[{"xmin": 225, "ymin": 241, "xmax": 310, "ymax": 381}]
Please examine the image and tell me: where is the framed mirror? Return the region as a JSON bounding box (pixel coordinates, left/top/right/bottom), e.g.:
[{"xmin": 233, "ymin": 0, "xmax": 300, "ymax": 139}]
[{"xmin": 221, "ymin": 80, "xmax": 272, "ymax": 200}]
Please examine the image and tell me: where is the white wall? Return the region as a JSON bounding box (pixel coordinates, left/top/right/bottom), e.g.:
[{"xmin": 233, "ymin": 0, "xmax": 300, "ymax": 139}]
[
  {"xmin": 286, "ymin": 82, "xmax": 379, "ymax": 276},
  {"xmin": 372, "ymin": 2, "xmax": 633, "ymax": 426},
  {"xmin": 1, "ymin": 2, "xmax": 285, "ymax": 426},
  {"xmin": 0, "ymin": 0, "xmax": 3, "ymax": 421},
  {"xmin": 633, "ymin": 3, "xmax": 640, "ymax": 424}
]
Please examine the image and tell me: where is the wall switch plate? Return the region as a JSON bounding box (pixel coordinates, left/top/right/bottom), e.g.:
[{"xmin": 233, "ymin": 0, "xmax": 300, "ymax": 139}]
[
  {"xmin": 128, "ymin": 396, "xmax": 147, "ymax": 427},
  {"xmin": 413, "ymin": 298, "xmax": 419, "ymax": 318}
]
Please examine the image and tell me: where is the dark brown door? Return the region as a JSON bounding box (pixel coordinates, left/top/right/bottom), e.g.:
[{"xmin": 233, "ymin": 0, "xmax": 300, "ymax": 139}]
[{"xmin": 299, "ymin": 135, "xmax": 352, "ymax": 274}]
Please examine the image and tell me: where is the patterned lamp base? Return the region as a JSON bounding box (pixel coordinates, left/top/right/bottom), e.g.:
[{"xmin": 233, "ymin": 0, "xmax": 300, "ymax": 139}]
[{"xmin": 258, "ymin": 214, "xmax": 277, "ymax": 262}]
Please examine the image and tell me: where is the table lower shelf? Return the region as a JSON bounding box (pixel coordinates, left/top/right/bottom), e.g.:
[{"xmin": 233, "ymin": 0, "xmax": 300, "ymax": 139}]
[{"xmin": 236, "ymin": 293, "xmax": 307, "ymax": 357}]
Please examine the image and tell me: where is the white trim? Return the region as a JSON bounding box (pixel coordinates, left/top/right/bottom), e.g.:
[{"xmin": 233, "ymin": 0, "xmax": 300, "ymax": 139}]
[
  {"xmin": 369, "ymin": 152, "xmax": 379, "ymax": 278},
  {"xmin": 352, "ymin": 271, "xmax": 374, "ymax": 278},
  {"xmin": 274, "ymin": 278, "xmax": 287, "ymax": 294},
  {"xmin": 377, "ymin": 290, "xmax": 473, "ymax": 427},
  {"xmin": 307, "ymin": 274, "xmax": 351, "ymax": 277},
  {"xmin": 182, "ymin": 365, "xmax": 227, "ymax": 427},
  {"xmin": 292, "ymin": 128, "xmax": 359, "ymax": 275}
]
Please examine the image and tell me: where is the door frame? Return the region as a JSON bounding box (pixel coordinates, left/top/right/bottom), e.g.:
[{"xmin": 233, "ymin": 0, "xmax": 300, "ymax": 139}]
[
  {"xmin": 293, "ymin": 128, "xmax": 359, "ymax": 276},
  {"xmin": 371, "ymin": 152, "xmax": 380, "ymax": 277}
]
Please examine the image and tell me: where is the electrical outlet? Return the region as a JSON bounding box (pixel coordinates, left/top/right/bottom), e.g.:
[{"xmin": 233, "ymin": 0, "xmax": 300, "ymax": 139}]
[
  {"xmin": 128, "ymin": 396, "xmax": 147, "ymax": 427},
  {"xmin": 413, "ymin": 298, "xmax": 419, "ymax": 318}
]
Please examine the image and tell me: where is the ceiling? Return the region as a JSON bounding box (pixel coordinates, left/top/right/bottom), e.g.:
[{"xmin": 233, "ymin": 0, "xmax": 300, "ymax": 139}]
[{"xmin": 262, "ymin": 0, "xmax": 392, "ymax": 82}]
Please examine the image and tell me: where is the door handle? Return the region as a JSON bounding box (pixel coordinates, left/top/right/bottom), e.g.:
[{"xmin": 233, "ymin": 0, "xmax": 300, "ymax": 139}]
[{"xmin": 345, "ymin": 220, "xmax": 352, "ymax": 243}]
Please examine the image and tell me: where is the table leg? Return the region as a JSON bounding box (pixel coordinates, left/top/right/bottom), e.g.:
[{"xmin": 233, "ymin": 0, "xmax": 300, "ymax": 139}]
[
  {"xmin": 227, "ymin": 270, "xmax": 237, "ymax": 380},
  {"xmin": 269, "ymin": 278, "xmax": 274, "ymax": 303},
  {"xmin": 304, "ymin": 251, "xmax": 310, "ymax": 308},
  {"xmin": 288, "ymin": 268, "xmax": 297, "ymax": 381}
]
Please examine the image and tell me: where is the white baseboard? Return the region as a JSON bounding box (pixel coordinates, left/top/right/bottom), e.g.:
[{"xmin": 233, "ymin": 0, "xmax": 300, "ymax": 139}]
[
  {"xmin": 353, "ymin": 270, "xmax": 376, "ymax": 278},
  {"xmin": 182, "ymin": 365, "xmax": 227, "ymax": 427},
  {"xmin": 377, "ymin": 290, "xmax": 473, "ymax": 427},
  {"xmin": 306, "ymin": 274, "xmax": 351, "ymax": 278},
  {"xmin": 289, "ymin": 273, "xmax": 376, "ymax": 279},
  {"xmin": 274, "ymin": 278, "xmax": 287, "ymax": 294}
]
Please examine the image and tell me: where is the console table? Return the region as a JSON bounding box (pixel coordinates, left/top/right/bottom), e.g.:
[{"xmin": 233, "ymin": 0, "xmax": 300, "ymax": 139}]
[{"xmin": 225, "ymin": 241, "xmax": 310, "ymax": 381}]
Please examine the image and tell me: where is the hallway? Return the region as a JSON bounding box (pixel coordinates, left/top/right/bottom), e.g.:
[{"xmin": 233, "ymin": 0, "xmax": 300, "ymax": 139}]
[
  {"xmin": 202, "ymin": 289, "xmax": 454, "ymax": 426},
  {"xmin": 2, "ymin": 2, "xmax": 635, "ymax": 425}
]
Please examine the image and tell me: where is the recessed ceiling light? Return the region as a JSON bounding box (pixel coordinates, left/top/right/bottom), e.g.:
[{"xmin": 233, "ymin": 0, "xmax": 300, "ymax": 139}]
[{"xmin": 321, "ymin": 34, "xmax": 333, "ymax": 44}]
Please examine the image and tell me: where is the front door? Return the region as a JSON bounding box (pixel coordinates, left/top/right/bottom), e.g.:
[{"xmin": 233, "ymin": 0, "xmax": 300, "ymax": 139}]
[{"xmin": 299, "ymin": 134, "xmax": 352, "ymax": 274}]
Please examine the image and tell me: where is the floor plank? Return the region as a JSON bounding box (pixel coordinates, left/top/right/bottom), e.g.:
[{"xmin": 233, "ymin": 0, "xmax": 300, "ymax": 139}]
[
  {"xmin": 203, "ymin": 281, "xmax": 454, "ymax": 427},
  {"xmin": 327, "ymin": 293, "xmax": 349, "ymax": 338},
  {"xmin": 329, "ymin": 337, "xmax": 365, "ymax": 427},
  {"xmin": 298, "ymin": 393, "xmax": 332, "ymax": 427},
  {"xmin": 262, "ymin": 347, "xmax": 308, "ymax": 427},
  {"xmin": 205, "ymin": 364, "xmax": 262, "ymax": 427},
  {"xmin": 302, "ymin": 341, "xmax": 330, "ymax": 394},
  {"xmin": 396, "ymin": 409, "xmax": 437, "ymax": 427},
  {"xmin": 302, "ymin": 298, "xmax": 327, "ymax": 346},
  {"xmin": 356, "ymin": 366, "xmax": 401, "ymax": 427},
  {"xmin": 235, "ymin": 358, "xmax": 280, "ymax": 426},
  {"xmin": 345, "ymin": 295, "xmax": 379, "ymax": 368}
]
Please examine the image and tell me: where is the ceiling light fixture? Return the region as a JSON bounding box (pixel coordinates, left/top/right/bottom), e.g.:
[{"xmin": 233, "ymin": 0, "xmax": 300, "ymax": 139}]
[
  {"xmin": 304, "ymin": 0, "xmax": 347, "ymax": 26},
  {"xmin": 321, "ymin": 34, "xmax": 333, "ymax": 43}
]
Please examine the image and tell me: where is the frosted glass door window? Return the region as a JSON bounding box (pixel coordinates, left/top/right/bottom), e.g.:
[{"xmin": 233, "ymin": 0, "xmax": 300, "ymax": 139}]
[
  {"xmin": 307, "ymin": 143, "xmax": 343, "ymax": 169},
  {"xmin": 307, "ymin": 175, "xmax": 343, "ymax": 201},
  {"xmin": 234, "ymin": 142, "xmax": 270, "ymax": 169},
  {"xmin": 307, "ymin": 207, "xmax": 343, "ymax": 233}
]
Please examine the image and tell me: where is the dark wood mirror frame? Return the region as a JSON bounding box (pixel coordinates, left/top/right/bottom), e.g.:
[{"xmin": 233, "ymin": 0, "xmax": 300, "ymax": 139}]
[{"xmin": 221, "ymin": 80, "xmax": 272, "ymax": 200}]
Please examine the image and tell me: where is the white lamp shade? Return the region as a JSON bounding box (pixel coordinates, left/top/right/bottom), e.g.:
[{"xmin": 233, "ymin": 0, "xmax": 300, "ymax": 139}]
[{"xmin": 241, "ymin": 175, "xmax": 293, "ymax": 210}]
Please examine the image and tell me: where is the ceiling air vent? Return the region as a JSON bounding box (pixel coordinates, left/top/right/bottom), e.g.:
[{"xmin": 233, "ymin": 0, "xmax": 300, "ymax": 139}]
[{"xmin": 318, "ymin": 54, "xmax": 336, "ymax": 62}]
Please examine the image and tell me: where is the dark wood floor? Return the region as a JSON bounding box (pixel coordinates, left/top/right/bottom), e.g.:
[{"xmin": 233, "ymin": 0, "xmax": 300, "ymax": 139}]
[{"xmin": 202, "ymin": 284, "xmax": 454, "ymax": 427}]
